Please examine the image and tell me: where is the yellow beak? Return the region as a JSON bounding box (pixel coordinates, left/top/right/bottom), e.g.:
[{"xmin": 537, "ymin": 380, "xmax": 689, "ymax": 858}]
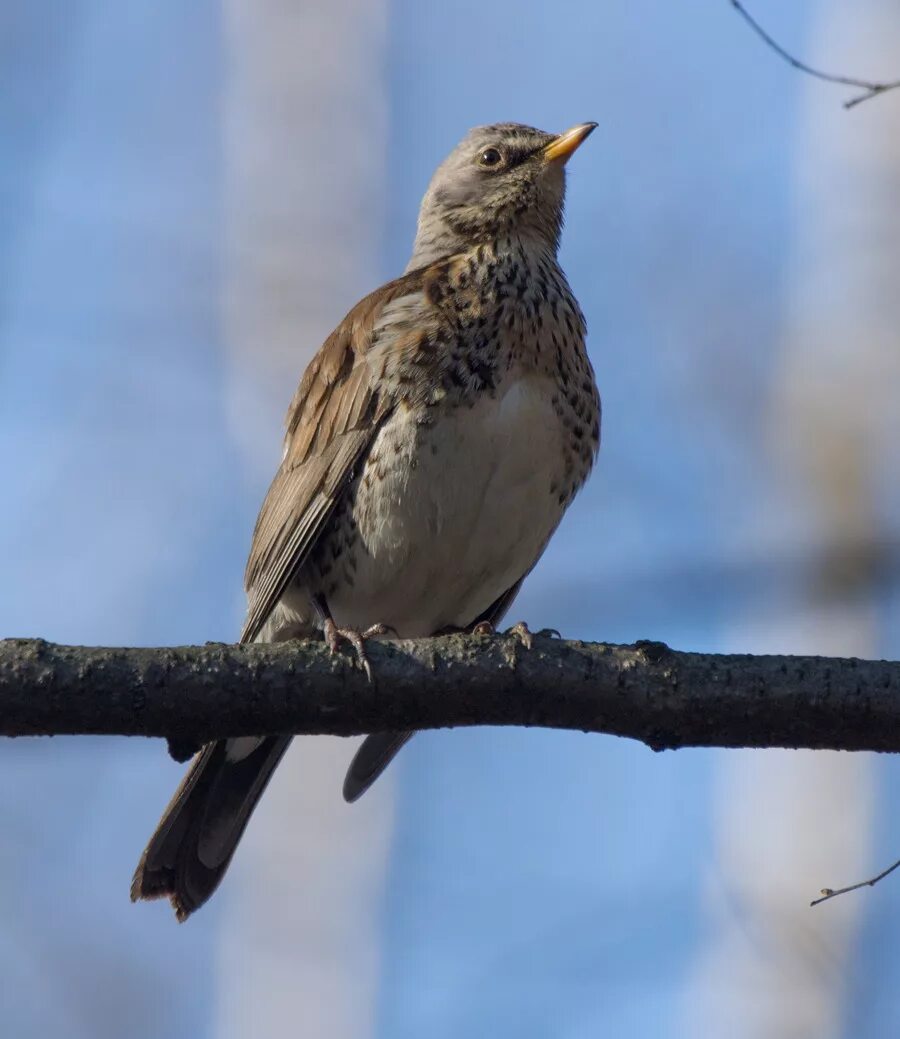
[{"xmin": 542, "ymin": 122, "xmax": 598, "ymax": 164}]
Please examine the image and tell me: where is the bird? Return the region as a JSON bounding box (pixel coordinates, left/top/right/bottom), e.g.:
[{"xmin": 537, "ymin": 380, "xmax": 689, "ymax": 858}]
[{"xmin": 131, "ymin": 121, "xmax": 601, "ymax": 921}]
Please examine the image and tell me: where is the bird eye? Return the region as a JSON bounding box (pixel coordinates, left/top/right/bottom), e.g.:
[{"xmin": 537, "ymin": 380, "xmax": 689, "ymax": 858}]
[{"xmin": 478, "ymin": 147, "xmax": 504, "ymax": 168}]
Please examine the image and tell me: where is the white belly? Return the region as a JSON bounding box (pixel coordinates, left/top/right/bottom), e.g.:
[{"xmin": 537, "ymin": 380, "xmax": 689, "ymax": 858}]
[{"xmin": 329, "ymin": 374, "xmax": 568, "ymax": 636}]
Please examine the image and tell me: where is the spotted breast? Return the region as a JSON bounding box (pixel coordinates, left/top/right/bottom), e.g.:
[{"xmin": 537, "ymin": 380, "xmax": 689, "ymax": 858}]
[{"xmin": 297, "ymin": 236, "xmax": 600, "ymax": 638}]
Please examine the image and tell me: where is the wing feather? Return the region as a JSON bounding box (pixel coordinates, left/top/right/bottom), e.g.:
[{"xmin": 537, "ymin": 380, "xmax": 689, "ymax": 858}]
[{"xmin": 240, "ymin": 268, "xmax": 429, "ymax": 644}]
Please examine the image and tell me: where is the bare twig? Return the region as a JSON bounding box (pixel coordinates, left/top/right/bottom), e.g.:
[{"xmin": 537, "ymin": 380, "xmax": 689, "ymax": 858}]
[
  {"xmin": 730, "ymin": 0, "xmax": 900, "ymax": 109},
  {"xmin": 811, "ymin": 856, "xmax": 900, "ymax": 907}
]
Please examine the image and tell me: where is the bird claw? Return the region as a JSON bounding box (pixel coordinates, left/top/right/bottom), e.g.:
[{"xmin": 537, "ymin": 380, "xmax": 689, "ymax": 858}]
[
  {"xmin": 503, "ymin": 621, "xmax": 560, "ymax": 649},
  {"xmin": 470, "ymin": 620, "xmax": 556, "ymax": 650},
  {"xmin": 470, "ymin": 620, "xmax": 495, "ymax": 637},
  {"xmin": 505, "ymin": 620, "xmax": 535, "ymax": 650},
  {"xmin": 323, "ymin": 620, "xmax": 391, "ymax": 682}
]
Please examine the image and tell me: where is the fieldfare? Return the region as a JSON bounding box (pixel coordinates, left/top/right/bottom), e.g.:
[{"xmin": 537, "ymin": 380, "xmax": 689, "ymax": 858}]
[{"xmin": 132, "ymin": 121, "xmax": 601, "ymax": 920}]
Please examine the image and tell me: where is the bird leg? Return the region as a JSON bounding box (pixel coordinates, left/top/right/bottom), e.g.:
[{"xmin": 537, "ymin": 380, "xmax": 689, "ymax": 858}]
[{"xmin": 312, "ymin": 594, "xmax": 391, "ymax": 682}]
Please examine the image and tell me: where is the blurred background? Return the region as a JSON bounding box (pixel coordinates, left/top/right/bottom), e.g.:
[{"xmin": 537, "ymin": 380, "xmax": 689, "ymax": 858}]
[{"xmin": 1, "ymin": 0, "xmax": 899, "ymax": 1035}]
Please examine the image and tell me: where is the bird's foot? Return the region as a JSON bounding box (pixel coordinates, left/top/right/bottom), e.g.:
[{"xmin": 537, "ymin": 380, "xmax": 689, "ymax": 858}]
[
  {"xmin": 469, "ymin": 619, "xmax": 556, "ymax": 649},
  {"xmin": 506, "ymin": 620, "xmax": 534, "ymax": 649},
  {"xmin": 470, "ymin": 620, "xmax": 496, "ymax": 637},
  {"xmin": 323, "ymin": 620, "xmax": 392, "ymax": 683},
  {"xmin": 504, "ymin": 621, "xmax": 561, "ymax": 649}
]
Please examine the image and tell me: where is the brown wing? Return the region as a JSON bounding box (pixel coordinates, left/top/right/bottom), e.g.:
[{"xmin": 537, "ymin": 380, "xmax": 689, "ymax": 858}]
[{"xmin": 239, "ymin": 268, "xmax": 429, "ymax": 644}]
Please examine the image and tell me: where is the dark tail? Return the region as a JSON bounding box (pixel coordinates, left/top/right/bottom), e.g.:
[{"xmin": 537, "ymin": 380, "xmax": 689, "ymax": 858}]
[
  {"xmin": 343, "ymin": 731, "xmax": 413, "ymax": 803},
  {"xmin": 131, "ymin": 735, "xmax": 292, "ymax": 921}
]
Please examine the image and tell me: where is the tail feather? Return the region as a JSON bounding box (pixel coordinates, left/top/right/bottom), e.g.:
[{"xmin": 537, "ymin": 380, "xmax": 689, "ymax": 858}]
[
  {"xmin": 343, "ymin": 731, "xmax": 413, "ymax": 803},
  {"xmin": 131, "ymin": 735, "xmax": 292, "ymax": 921}
]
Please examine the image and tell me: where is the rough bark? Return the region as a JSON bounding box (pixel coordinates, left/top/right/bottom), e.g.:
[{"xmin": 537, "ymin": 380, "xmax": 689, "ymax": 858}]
[{"xmin": 1, "ymin": 635, "xmax": 897, "ymax": 753}]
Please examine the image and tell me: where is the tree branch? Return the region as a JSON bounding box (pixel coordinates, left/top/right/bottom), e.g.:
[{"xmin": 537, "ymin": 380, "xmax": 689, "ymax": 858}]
[
  {"xmin": 1, "ymin": 635, "xmax": 899, "ymax": 754},
  {"xmin": 731, "ymin": 0, "xmax": 900, "ymax": 109},
  {"xmin": 811, "ymin": 856, "xmax": 900, "ymax": 907}
]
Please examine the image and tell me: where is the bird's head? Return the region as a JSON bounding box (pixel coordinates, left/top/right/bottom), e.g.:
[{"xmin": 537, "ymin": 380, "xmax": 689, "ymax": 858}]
[{"xmin": 410, "ymin": 122, "xmax": 596, "ymax": 268}]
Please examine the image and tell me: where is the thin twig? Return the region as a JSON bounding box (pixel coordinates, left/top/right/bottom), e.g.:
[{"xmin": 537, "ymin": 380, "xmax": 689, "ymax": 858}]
[
  {"xmin": 731, "ymin": 0, "xmax": 900, "ymax": 109},
  {"xmin": 810, "ymin": 856, "xmax": 900, "ymax": 907}
]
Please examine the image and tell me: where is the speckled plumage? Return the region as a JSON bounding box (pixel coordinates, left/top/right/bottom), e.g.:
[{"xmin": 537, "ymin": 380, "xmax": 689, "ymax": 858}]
[
  {"xmin": 132, "ymin": 122, "xmax": 601, "ymax": 920},
  {"xmin": 270, "ymin": 234, "xmax": 599, "ymax": 641}
]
